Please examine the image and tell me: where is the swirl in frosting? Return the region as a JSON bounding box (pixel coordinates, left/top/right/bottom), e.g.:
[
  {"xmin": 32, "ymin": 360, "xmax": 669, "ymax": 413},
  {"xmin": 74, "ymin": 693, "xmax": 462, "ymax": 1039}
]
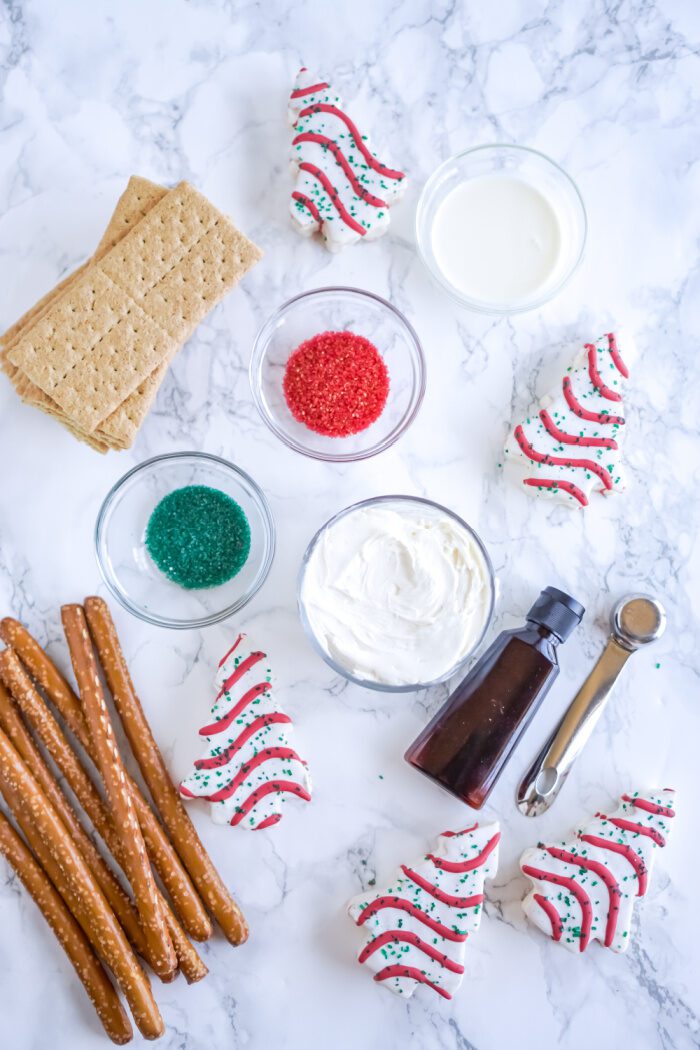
[{"xmin": 302, "ymin": 503, "xmax": 493, "ymax": 686}]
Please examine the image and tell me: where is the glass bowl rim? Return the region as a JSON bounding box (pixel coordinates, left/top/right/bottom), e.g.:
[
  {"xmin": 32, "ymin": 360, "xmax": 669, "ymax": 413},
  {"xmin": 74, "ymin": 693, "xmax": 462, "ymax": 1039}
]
[
  {"xmin": 94, "ymin": 450, "xmax": 276, "ymax": 629},
  {"xmin": 415, "ymin": 142, "xmax": 588, "ymax": 315},
  {"xmin": 249, "ymin": 285, "xmax": 427, "ymax": 462},
  {"xmin": 297, "ymin": 493, "xmax": 496, "ymax": 692}
]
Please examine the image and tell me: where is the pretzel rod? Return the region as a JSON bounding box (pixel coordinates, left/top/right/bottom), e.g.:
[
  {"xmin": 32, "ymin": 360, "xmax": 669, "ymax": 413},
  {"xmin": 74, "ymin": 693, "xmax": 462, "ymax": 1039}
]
[
  {"xmin": 0, "ymin": 773, "xmax": 105, "ymax": 947},
  {"xmin": 0, "ymin": 649, "xmax": 207, "ymax": 984},
  {"xmin": 0, "ymin": 680, "xmax": 151, "ymax": 966},
  {"xmin": 0, "ymin": 618, "xmax": 212, "ymax": 941},
  {"xmin": 0, "ymin": 726, "xmax": 163, "ymax": 1039},
  {"xmin": 0, "ymin": 773, "xmax": 141, "ymax": 1037},
  {"xmin": 0, "ymin": 806, "xmax": 133, "ymax": 1044},
  {"xmin": 61, "ymin": 605, "xmax": 177, "ymax": 982},
  {"xmin": 162, "ymin": 903, "xmax": 209, "ymax": 984},
  {"xmin": 85, "ymin": 597, "xmax": 248, "ymax": 945}
]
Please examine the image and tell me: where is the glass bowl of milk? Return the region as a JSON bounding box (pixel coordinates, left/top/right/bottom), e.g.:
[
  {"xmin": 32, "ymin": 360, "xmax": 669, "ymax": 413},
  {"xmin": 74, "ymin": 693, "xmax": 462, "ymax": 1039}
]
[{"xmin": 416, "ymin": 144, "xmax": 587, "ymax": 314}]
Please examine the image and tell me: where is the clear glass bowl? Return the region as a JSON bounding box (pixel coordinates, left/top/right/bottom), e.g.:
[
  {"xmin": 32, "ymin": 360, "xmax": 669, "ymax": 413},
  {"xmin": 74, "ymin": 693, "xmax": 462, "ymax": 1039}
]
[
  {"xmin": 297, "ymin": 495, "xmax": 496, "ymax": 692},
  {"xmin": 95, "ymin": 452, "xmax": 275, "ymax": 629},
  {"xmin": 249, "ymin": 287, "xmax": 426, "ymax": 462},
  {"xmin": 416, "ymin": 144, "xmax": 587, "ymax": 314}
]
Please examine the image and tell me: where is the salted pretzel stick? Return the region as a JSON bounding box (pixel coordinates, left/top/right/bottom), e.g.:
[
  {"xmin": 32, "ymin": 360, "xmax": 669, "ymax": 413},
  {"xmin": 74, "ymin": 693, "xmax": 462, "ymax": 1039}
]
[
  {"xmin": 85, "ymin": 597, "xmax": 248, "ymax": 945},
  {"xmin": 61, "ymin": 605, "xmax": 177, "ymax": 982},
  {"xmin": 0, "ymin": 775, "xmax": 137, "ymax": 1042},
  {"xmin": 0, "ymin": 807, "xmax": 133, "ymax": 1045},
  {"xmin": 160, "ymin": 899, "xmax": 208, "ymax": 985},
  {"xmin": 0, "ymin": 727, "xmax": 163, "ymax": 1039},
  {"xmin": 0, "ymin": 680, "xmax": 151, "ymax": 967},
  {"xmin": 0, "ymin": 618, "xmax": 212, "ymax": 941},
  {"xmin": 0, "ymin": 649, "xmax": 207, "ymax": 984}
]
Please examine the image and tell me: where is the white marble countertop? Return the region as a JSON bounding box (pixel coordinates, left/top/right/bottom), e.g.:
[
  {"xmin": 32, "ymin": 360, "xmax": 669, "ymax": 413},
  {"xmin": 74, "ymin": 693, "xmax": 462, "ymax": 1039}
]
[{"xmin": 1, "ymin": 1, "xmax": 699, "ymax": 1048}]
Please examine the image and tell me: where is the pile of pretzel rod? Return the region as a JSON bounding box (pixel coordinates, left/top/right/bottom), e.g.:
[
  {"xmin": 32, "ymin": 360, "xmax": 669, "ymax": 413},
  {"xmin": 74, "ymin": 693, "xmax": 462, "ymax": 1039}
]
[{"xmin": 0, "ymin": 596, "xmax": 247, "ymax": 1044}]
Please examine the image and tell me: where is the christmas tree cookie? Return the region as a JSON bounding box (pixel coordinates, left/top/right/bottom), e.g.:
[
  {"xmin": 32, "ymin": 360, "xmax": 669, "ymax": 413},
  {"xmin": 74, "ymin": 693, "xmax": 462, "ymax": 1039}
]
[
  {"xmin": 348, "ymin": 823, "xmax": 500, "ymax": 1000},
  {"xmin": 179, "ymin": 635, "xmax": 312, "ymax": 830},
  {"xmin": 288, "ymin": 67, "xmax": 407, "ymax": 251},
  {"xmin": 521, "ymin": 788, "xmax": 676, "ymax": 953},
  {"xmin": 504, "ymin": 331, "xmax": 630, "ymax": 508}
]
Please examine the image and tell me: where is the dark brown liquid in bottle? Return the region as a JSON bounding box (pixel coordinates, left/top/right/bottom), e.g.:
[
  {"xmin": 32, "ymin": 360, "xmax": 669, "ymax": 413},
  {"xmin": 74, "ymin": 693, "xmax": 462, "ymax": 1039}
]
[{"xmin": 405, "ymin": 625, "xmax": 560, "ymax": 809}]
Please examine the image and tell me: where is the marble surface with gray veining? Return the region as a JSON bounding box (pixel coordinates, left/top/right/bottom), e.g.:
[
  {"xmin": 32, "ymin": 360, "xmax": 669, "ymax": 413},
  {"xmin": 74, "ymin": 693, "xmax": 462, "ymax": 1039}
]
[{"xmin": 0, "ymin": 1, "xmax": 699, "ymax": 1048}]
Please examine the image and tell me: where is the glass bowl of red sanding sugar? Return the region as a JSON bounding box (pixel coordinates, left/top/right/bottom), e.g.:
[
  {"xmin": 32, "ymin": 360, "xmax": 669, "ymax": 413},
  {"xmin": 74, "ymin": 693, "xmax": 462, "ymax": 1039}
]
[{"xmin": 250, "ymin": 287, "xmax": 426, "ymax": 461}]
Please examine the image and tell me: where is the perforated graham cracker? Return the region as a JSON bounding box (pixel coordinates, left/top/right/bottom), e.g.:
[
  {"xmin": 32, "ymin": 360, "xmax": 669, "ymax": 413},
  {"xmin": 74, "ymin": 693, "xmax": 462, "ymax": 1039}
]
[
  {"xmin": 2, "ymin": 177, "xmax": 168, "ymax": 451},
  {"xmin": 2, "ymin": 176, "xmax": 168, "ymax": 427},
  {"xmin": 96, "ymin": 359, "xmax": 170, "ymax": 445},
  {"xmin": 8, "ymin": 181, "xmax": 262, "ymax": 435},
  {"xmin": 1, "ymin": 177, "xmax": 166, "ymax": 352}
]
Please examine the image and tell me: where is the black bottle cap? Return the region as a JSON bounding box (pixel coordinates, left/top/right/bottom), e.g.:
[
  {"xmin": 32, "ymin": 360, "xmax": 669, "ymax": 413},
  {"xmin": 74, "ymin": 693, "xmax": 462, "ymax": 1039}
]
[{"xmin": 526, "ymin": 586, "xmax": 585, "ymax": 642}]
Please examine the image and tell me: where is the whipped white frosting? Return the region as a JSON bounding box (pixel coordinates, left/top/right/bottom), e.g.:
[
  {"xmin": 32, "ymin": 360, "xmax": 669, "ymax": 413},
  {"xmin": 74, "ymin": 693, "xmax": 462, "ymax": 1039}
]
[{"xmin": 301, "ymin": 504, "xmax": 492, "ymax": 686}]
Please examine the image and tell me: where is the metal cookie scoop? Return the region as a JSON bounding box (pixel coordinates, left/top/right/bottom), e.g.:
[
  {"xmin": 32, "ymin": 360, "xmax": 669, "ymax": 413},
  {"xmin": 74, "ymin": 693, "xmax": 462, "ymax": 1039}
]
[{"xmin": 516, "ymin": 594, "xmax": 666, "ymax": 817}]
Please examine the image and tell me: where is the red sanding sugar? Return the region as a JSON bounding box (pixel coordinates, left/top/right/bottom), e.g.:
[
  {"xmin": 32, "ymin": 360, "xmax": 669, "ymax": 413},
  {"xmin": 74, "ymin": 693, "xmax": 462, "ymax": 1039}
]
[{"xmin": 283, "ymin": 330, "xmax": 390, "ymax": 438}]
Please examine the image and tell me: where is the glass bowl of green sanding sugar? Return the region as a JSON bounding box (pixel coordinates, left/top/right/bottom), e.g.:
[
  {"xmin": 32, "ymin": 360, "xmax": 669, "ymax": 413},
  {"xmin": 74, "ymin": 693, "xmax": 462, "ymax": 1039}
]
[{"xmin": 95, "ymin": 452, "xmax": 276, "ymax": 629}]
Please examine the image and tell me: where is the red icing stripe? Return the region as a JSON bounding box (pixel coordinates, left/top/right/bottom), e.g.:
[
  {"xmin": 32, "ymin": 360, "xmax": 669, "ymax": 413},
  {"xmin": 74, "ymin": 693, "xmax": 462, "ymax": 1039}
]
[
  {"xmin": 179, "ymin": 783, "xmax": 196, "ymax": 798},
  {"xmin": 621, "ymin": 794, "xmax": 675, "ymax": 818},
  {"xmin": 579, "ymin": 834, "xmax": 648, "ymax": 897},
  {"xmin": 229, "ymin": 780, "xmax": 312, "ymax": 826},
  {"xmin": 515, "ymin": 425, "xmax": 612, "ymax": 490},
  {"xmin": 199, "ymin": 682, "xmax": 271, "ymax": 737},
  {"xmin": 298, "ymin": 103, "xmax": 405, "ymax": 180},
  {"xmin": 533, "ymin": 893, "xmax": 562, "ymax": 941},
  {"xmin": 523, "ymin": 477, "xmax": 588, "ymax": 506},
  {"xmin": 290, "ymin": 80, "xmax": 330, "ymax": 99},
  {"xmin": 539, "ymin": 408, "xmax": 618, "ymax": 450},
  {"xmin": 400, "ymin": 865, "xmax": 484, "ymax": 909},
  {"xmin": 359, "ymin": 929, "xmax": 465, "ymax": 974},
  {"xmin": 607, "ymin": 333, "xmax": 629, "ymax": 378},
  {"xmin": 254, "ymin": 813, "xmax": 282, "ymax": 830},
  {"xmin": 356, "ymin": 897, "xmax": 468, "ymax": 942},
  {"xmin": 521, "ymin": 864, "xmax": 592, "ymax": 951},
  {"xmin": 195, "ymin": 713, "xmax": 292, "ymax": 771},
  {"xmin": 215, "ymin": 651, "xmax": 266, "ymax": 701},
  {"xmin": 427, "ymin": 832, "xmax": 500, "ymax": 874},
  {"xmin": 293, "ymin": 132, "xmax": 387, "ymax": 206},
  {"xmin": 441, "ymin": 825, "xmax": 478, "ymax": 838},
  {"xmin": 292, "ymin": 190, "xmax": 321, "ymax": 224},
  {"xmin": 218, "ymin": 635, "xmax": 244, "ymax": 668},
  {"xmin": 374, "ymin": 964, "xmax": 451, "ymax": 1000},
  {"xmin": 563, "ymin": 376, "xmax": 625, "ymax": 425},
  {"xmin": 298, "ymin": 162, "xmax": 366, "ymax": 234},
  {"xmin": 199, "ymin": 747, "xmax": 304, "ymax": 803},
  {"xmin": 600, "ymin": 814, "xmax": 666, "ymax": 848},
  {"xmin": 545, "ymin": 845, "xmax": 621, "ymax": 948},
  {"xmin": 587, "ymin": 344, "xmax": 623, "ymax": 402}
]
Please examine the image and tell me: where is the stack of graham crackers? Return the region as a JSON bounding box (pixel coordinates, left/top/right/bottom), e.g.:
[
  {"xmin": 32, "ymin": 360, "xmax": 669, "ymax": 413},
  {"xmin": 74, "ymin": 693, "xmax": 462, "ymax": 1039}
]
[{"xmin": 0, "ymin": 177, "xmax": 262, "ymax": 452}]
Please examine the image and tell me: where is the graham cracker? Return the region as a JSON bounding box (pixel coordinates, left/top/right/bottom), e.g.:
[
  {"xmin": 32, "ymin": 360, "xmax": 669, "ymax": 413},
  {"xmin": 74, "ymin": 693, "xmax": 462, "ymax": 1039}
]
[
  {"xmin": 96, "ymin": 359, "xmax": 170, "ymax": 445},
  {"xmin": 1, "ymin": 177, "xmax": 167, "ymax": 352},
  {"xmin": 2, "ymin": 175, "xmax": 169, "ymax": 434},
  {"xmin": 8, "ymin": 181, "xmax": 262, "ymax": 436},
  {"xmin": 1, "ymin": 262, "xmax": 92, "ymax": 387}
]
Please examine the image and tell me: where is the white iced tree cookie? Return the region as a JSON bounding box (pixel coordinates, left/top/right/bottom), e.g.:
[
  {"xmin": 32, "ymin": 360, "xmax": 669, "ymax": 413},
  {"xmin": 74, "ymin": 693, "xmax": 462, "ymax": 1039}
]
[
  {"xmin": 504, "ymin": 331, "xmax": 630, "ymax": 508},
  {"xmin": 179, "ymin": 635, "xmax": 312, "ymax": 830},
  {"xmin": 288, "ymin": 67, "xmax": 407, "ymax": 251},
  {"xmin": 348, "ymin": 823, "xmax": 500, "ymax": 1000},
  {"xmin": 521, "ymin": 788, "xmax": 676, "ymax": 953}
]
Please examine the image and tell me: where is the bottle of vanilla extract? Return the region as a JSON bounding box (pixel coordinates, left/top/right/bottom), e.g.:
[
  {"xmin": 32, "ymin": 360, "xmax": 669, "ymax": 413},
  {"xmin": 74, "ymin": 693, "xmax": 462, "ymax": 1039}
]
[{"xmin": 405, "ymin": 587, "xmax": 584, "ymax": 809}]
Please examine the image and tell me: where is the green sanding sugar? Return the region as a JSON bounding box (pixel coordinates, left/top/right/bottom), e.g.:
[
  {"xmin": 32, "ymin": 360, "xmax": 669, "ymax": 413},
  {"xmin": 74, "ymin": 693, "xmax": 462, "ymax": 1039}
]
[{"xmin": 145, "ymin": 485, "xmax": 251, "ymax": 590}]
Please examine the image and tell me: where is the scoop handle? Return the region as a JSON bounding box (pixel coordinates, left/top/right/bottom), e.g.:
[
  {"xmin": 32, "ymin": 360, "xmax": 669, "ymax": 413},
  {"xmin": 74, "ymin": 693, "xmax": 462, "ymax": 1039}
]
[{"xmin": 516, "ymin": 638, "xmax": 632, "ymax": 816}]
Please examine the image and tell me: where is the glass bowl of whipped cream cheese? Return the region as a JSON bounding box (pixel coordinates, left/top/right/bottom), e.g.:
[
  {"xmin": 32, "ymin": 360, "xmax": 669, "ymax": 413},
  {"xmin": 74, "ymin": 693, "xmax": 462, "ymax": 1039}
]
[
  {"xmin": 416, "ymin": 144, "xmax": 587, "ymax": 314},
  {"xmin": 298, "ymin": 495, "xmax": 495, "ymax": 692}
]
